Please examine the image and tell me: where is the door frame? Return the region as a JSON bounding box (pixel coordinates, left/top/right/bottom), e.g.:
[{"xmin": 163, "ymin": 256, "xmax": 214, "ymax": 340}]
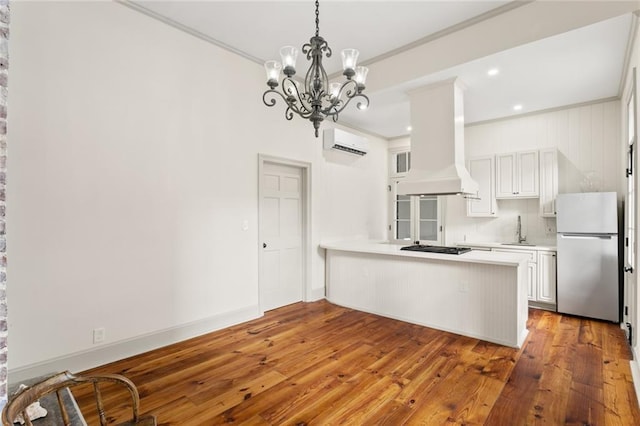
[
  {"xmin": 258, "ymin": 154, "xmax": 312, "ymax": 314},
  {"xmin": 625, "ymin": 67, "xmax": 638, "ymax": 348}
]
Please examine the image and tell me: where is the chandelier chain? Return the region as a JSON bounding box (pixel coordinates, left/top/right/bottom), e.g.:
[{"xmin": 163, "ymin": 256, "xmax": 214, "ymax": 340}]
[{"xmin": 315, "ymin": 0, "xmax": 320, "ymax": 37}]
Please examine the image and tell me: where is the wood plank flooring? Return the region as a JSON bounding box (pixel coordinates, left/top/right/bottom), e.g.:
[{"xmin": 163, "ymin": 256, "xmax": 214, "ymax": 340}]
[{"xmin": 72, "ymin": 301, "xmax": 640, "ymax": 425}]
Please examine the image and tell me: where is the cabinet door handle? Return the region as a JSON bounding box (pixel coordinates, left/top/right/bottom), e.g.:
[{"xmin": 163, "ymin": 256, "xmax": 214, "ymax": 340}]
[
  {"xmin": 625, "ymin": 266, "xmax": 634, "ymax": 273},
  {"xmin": 263, "ymin": 243, "xmax": 267, "ymax": 248}
]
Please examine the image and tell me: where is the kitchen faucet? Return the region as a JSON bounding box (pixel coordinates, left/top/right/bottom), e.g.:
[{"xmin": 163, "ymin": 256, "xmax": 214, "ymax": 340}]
[{"xmin": 517, "ymin": 215, "xmax": 526, "ymax": 243}]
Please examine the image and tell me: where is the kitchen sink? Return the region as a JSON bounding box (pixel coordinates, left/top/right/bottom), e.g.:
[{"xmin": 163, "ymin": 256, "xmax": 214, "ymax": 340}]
[{"xmin": 501, "ymin": 242, "xmax": 535, "ymax": 246}]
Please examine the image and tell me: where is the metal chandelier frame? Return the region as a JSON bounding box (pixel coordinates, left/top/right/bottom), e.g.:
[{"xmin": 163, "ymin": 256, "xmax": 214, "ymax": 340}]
[{"xmin": 262, "ymin": 0, "xmax": 370, "ymax": 137}]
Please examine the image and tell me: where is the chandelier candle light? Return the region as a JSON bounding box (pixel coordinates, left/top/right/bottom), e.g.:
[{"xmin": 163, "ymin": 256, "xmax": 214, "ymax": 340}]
[{"xmin": 262, "ymin": 0, "xmax": 370, "ymax": 137}]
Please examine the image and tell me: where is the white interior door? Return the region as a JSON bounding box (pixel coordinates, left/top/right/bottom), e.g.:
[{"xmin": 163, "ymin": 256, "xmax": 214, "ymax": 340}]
[{"xmin": 259, "ymin": 162, "xmax": 303, "ymax": 311}]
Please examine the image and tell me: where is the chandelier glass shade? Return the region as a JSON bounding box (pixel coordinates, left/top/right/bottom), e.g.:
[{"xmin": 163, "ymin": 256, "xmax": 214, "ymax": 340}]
[{"xmin": 262, "ymin": 0, "xmax": 370, "ymax": 137}]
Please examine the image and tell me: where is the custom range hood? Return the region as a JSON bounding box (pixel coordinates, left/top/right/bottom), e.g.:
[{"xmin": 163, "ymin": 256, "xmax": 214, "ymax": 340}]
[{"xmin": 398, "ymin": 78, "xmax": 478, "ymax": 197}]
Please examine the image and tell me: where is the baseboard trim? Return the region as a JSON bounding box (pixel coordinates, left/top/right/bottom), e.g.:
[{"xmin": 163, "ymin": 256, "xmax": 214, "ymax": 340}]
[
  {"xmin": 8, "ymin": 304, "xmax": 262, "ymax": 385},
  {"xmin": 631, "ymin": 347, "xmax": 640, "ymax": 409},
  {"xmin": 528, "ymin": 301, "xmax": 557, "ymax": 311}
]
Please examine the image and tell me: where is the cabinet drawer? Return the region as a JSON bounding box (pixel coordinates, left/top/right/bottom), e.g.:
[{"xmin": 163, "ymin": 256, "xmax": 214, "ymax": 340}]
[{"xmin": 492, "ymin": 248, "xmax": 537, "ymax": 262}]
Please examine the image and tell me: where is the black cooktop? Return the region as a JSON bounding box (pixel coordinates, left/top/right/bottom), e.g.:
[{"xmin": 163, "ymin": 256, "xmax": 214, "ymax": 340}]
[{"xmin": 400, "ymin": 244, "xmax": 472, "ymax": 255}]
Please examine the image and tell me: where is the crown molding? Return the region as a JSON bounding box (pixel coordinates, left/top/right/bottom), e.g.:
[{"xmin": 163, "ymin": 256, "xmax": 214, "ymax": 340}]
[
  {"xmin": 619, "ymin": 11, "xmax": 640, "ymax": 97},
  {"xmin": 466, "ymin": 96, "xmax": 620, "ymax": 128},
  {"xmin": 115, "ymin": 0, "xmax": 264, "ymax": 66}
]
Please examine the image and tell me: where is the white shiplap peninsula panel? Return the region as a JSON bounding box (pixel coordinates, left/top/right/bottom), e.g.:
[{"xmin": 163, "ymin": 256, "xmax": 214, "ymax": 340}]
[{"xmin": 325, "ymin": 249, "xmax": 529, "ymax": 348}]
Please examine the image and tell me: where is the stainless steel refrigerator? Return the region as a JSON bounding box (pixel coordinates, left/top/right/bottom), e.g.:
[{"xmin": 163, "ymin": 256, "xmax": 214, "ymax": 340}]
[{"xmin": 556, "ymin": 192, "xmax": 619, "ymax": 322}]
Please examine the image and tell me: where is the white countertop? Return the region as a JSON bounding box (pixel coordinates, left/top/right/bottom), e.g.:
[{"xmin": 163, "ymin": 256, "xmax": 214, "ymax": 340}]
[
  {"xmin": 320, "ymin": 240, "xmax": 530, "ymax": 267},
  {"xmin": 457, "ymin": 241, "xmax": 557, "ymax": 251}
]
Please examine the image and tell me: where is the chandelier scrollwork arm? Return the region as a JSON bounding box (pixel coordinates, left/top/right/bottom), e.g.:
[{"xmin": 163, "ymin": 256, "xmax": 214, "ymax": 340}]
[
  {"xmin": 262, "ymin": 89, "xmax": 305, "ymax": 121},
  {"xmin": 262, "ymin": 89, "xmax": 286, "ymax": 108},
  {"xmin": 322, "ymin": 79, "xmax": 369, "ymax": 117},
  {"xmin": 284, "ymin": 106, "xmax": 294, "ymax": 121},
  {"xmin": 282, "ymin": 78, "xmax": 312, "ymax": 116}
]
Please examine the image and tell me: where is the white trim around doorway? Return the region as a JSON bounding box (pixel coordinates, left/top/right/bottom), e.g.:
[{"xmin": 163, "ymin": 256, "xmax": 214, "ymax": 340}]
[{"xmin": 257, "ymin": 154, "xmax": 313, "ymax": 314}]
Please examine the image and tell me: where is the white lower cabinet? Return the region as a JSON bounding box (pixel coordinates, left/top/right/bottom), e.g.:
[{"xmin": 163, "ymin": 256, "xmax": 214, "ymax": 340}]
[
  {"xmin": 491, "ymin": 247, "xmax": 556, "ymax": 308},
  {"xmin": 527, "ymin": 262, "xmax": 537, "ymax": 301},
  {"xmin": 537, "ymin": 251, "xmax": 557, "ymax": 304},
  {"xmin": 493, "ymin": 248, "xmax": 537, "ymax": 301}
]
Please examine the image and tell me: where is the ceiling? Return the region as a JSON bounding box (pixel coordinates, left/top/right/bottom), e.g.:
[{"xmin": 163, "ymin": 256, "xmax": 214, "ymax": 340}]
[{"xmin": 129, "ymin": 1, "xmax": 637, "ymax": 139}]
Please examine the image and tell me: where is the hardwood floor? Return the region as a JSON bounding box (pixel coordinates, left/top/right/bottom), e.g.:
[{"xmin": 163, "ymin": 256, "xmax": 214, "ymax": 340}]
[{"xmin": 72, "ymin": 301, "xmax": 640, "ymax": 425}]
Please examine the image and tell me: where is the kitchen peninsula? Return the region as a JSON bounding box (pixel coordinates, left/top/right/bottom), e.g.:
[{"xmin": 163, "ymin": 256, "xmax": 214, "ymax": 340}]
[{"xmin": 321, "ymin": 241, "xmax": 530, "ymax": 348}]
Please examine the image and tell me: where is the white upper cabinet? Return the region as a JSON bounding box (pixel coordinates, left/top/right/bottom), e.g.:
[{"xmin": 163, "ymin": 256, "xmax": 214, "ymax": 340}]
[
  {"xmin": 495, "ymin": 150, "xmax": 539, "ymax": 199},
  {"xmin": 467, "ymin": 156, "xmax": 497, "ymax": 217},
  {"xmin": 518, "ymin": 151, "xmax": 539, "ymax": 196},
  {"xmin": 495, "ymin": 154, "xmax": 516, "ymax": 197},
  {"xmin": 539, "ymin": 148, "xmax": 559, "ymax": 217}
]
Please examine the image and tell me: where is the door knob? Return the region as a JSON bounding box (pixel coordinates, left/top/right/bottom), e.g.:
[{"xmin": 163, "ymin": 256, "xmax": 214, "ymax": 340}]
[{"xmin": 263, "ymin": 243, "xmax": 267, "ymax": 248}]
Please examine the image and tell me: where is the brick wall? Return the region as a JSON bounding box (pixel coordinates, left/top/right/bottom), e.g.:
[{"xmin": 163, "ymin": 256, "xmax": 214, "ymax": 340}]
[{"xmin": 0, "ymin": 0, "xmax": 8, "ymax": 405}]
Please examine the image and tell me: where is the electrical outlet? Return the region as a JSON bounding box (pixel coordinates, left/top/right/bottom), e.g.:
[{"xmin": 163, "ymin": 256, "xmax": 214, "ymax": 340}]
[{"xmin": 93, "ymin": 328, "xmax": 105, "ymax": 344}]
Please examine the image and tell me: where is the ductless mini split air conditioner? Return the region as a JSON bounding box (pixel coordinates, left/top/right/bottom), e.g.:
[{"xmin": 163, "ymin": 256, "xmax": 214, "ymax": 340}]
[{"xmin": 323, "ymin": 128, "xmax": 369, "ymax": 156}]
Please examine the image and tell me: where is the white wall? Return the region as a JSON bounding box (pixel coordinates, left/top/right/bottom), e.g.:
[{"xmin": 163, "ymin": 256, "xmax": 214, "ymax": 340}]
[
  {"xmin": 445, "ymin": 100, "xmax": 622, "ymax": 245},
  {"xmin": 6, "ymin": 2, "xmax": 387, "ymax": 373}
]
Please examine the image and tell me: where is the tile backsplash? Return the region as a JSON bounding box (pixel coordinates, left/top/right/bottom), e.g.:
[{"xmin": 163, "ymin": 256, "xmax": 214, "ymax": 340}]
[{"xmin": 445, "ymin": 197, "xmax": 558, "ymax": 246}]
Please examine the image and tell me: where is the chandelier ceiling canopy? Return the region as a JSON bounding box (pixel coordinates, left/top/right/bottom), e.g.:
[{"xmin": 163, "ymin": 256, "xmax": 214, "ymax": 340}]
[{"xmin": 262, "ymin": 0, "xmax": 370, "ymax": 137}]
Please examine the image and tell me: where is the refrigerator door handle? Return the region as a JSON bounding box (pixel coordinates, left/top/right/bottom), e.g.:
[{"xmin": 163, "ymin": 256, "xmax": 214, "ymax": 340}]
[{"xmin": 559, "ymin": 234, "xmax": 613, "ymax": 239}]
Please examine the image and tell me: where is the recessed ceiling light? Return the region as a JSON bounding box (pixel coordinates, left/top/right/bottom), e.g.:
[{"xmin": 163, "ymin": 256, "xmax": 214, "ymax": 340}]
[
  {"xmin": 407, "ymin": 126, "xmax": 412, "ymax": 132},
  {"xmin": 513, "ymin": 104, "xmax": 523, "ymax": 111},
  {"xmin": 487, "ymin": 68, "xmax": 500, "ymax": 77}
]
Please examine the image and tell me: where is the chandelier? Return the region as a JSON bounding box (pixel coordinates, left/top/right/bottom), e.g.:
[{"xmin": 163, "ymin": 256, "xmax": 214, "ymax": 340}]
[{"xmin": 262, "ymin": 0, "xmax": 370, "ymax": 137}]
